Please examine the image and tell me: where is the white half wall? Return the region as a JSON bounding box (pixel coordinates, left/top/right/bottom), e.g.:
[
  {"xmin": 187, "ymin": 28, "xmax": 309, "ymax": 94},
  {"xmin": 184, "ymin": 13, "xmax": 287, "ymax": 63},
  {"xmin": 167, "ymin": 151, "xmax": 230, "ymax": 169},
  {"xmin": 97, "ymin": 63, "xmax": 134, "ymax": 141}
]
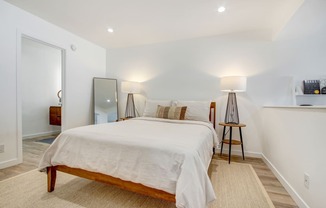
[
  {"xmin": 0, "ymin": 1, "xmax": 106, "ymax": 168},
  {"xmin": 22, "ymin": 38, "xmax": 61, "ymax": 138},
  {"xmin": 263, "ymin": 107, "xmax": 326, "ymax": 208}
]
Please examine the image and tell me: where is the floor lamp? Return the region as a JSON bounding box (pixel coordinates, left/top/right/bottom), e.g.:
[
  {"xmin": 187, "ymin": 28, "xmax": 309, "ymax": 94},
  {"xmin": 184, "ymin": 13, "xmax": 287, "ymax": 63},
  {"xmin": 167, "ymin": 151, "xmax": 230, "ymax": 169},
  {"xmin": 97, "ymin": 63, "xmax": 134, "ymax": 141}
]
[
  {"xmin": 121, "ymin": 81, "xmax": 140, "ymax": 118},
  {"xmin": 220, "ymin": 76, "xmax": 247, "ymax": 124}
]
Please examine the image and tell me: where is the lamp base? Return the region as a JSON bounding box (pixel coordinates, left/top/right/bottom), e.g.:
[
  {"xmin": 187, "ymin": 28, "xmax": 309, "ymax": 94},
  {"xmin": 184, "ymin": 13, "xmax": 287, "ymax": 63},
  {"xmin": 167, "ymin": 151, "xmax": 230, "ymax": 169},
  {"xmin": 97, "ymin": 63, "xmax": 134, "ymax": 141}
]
[
  {"xmin": 224, "ymin": 92, "xmax": 239, "ymax": 124},
  {"xmin": 125, "ymin": 93, "xmax": 136, "ymax": 118}
]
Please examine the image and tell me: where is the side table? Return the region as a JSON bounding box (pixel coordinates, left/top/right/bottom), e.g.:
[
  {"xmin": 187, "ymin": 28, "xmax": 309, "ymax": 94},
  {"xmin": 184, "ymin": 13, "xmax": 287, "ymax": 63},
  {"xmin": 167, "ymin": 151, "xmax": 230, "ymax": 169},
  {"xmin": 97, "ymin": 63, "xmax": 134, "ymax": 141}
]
[{"xmin": 219, "ymin": 122, "xmax": 246, "ymax": 163}]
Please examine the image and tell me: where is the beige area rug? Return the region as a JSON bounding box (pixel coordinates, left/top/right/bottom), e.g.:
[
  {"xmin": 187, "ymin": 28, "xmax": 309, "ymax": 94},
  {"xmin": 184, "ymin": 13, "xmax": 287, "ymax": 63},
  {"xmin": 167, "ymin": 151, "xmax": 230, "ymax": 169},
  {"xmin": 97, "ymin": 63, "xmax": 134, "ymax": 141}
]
[
  {"xmin": 0, "ymin": 160, "xmax": 274, "ymax": 208},
  {"xmin": 209, "ymin": 160, "xmax": 274, "ymax": 208}
]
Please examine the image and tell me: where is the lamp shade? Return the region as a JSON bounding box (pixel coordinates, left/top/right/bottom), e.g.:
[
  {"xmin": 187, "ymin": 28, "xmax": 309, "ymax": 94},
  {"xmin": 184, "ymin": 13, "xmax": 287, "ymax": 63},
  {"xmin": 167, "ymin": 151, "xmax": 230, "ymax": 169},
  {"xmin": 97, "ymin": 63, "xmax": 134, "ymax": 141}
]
[
  {"xmin": 121, "ymin": 81, "xmax": 140, "ymax": 94},
  {"xmin": 220, "ymin": 76, "xmax": 247, "ymax": 92}
]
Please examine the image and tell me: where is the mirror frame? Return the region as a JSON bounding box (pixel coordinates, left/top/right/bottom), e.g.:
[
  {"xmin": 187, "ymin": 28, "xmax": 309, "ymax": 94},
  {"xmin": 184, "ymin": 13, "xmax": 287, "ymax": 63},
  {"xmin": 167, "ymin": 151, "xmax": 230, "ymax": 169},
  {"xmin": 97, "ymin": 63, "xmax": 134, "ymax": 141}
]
[{"xmin": 93, "ymin": 77, "xmax": 119, "ymax": 124}]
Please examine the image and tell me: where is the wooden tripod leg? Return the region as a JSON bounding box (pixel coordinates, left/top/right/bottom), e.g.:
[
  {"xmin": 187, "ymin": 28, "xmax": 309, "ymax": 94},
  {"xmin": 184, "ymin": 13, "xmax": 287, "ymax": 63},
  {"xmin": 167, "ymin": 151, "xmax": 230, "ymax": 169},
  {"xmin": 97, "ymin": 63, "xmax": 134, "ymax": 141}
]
[{"xmin": 47, "ymin": 166, "xmax": 57, "ymax": 192}]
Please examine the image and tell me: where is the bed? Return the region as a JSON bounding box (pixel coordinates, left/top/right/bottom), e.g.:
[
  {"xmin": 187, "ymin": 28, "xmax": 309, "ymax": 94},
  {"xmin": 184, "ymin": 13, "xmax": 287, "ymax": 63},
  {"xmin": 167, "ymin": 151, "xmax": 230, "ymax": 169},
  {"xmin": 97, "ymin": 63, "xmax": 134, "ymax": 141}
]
[{"xmin": 39, "ymin": 101, "xmax": 218, "ymax": 208}]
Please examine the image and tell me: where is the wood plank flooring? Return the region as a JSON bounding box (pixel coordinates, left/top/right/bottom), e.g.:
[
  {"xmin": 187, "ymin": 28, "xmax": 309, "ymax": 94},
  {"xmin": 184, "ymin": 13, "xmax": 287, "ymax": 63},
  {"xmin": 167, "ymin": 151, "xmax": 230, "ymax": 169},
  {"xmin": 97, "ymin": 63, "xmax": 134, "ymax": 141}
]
[
  {"xmin": 0, "ymin": 136, "xmax": 51, "ymax": 181},
  {"xmin": 0, "ymin": 139, "xmax": 298, "ymax": 208}
]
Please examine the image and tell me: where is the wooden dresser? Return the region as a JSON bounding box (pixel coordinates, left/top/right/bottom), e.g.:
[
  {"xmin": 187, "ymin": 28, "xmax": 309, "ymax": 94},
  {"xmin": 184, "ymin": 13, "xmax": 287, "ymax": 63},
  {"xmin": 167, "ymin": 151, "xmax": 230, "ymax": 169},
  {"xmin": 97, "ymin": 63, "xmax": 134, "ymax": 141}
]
[{"xmin": 49, "ymin": 106, "xmax": 61, "ymax": 126}]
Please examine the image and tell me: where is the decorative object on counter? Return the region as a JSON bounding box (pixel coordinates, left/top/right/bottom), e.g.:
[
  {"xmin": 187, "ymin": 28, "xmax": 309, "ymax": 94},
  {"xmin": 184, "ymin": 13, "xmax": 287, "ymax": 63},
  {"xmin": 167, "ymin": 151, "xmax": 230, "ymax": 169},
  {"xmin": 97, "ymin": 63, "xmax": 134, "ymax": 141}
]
[
  {"xmin": 295, "ymin": 86, "xmax": 303, "ymax": 95},
  {"xmin": 57, "ymin": 90, "xmax": 62, "ymax": 105},
  {"xmin": 321, "ymin": 88, "xmax": 326, "ymax": 94},
  {"xmin": 320, "ymin": 79, "xmax": 326, "ymax": 94},
  {"xmin": 303, "ymin": 80, "xmax": 320, "ymax": 94},
  {"xmin": 121, "ymin": 81, "xmax": 140, "ymax": 118},
  {"xmin": 220, "ymin": 76, "xmax": 247, "ymax": 124}
]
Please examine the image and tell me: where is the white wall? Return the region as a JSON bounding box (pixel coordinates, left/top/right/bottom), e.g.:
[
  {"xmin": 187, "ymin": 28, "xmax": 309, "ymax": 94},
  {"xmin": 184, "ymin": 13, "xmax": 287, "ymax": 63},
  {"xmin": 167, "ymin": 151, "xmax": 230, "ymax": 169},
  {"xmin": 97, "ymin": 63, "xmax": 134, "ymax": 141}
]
[
  {"xmin": 107, "ymin": 0, "xmax": 326, "ymax": 207},
  {"xmin": 0, "ymin": 0, "xmax": 106, "ymax": 168},
  {"xmin": 107, "ymin": 29, "xmax": 276, "ymax": 157},
  {"xmin": 263, "ymin": 107, "xmax": 326, "ymax": 208},
  {"xmin": 22, "ymin": 38, "xmax": 61, "ymax": 138}
]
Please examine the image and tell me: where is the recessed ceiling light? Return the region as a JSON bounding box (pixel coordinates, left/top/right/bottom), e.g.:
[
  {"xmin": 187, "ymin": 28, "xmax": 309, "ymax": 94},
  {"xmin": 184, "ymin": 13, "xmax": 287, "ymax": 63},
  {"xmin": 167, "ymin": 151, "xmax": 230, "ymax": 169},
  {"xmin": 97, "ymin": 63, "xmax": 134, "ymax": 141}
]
[
  {"xmin": 107, "ymin": 28, "xmax": 114, "ymax": 33},
  {"xmin": 217, "ymin": 6, "xmax": 226, "ymax": 13}
]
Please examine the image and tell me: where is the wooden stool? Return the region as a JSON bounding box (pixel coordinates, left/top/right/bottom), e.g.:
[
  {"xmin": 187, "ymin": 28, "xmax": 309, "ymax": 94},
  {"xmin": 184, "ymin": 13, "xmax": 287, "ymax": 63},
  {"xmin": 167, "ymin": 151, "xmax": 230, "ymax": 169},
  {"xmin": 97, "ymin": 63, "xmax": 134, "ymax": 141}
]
[{"xmin": 219, "ymin": 122, "xmax": 246, "ymax": 164}]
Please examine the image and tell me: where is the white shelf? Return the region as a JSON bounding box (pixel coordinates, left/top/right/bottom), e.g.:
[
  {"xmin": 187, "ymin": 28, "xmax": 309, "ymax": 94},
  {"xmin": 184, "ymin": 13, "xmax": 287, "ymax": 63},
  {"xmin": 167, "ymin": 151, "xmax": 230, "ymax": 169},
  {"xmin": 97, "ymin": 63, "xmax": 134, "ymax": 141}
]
[
  {"xmin": 292, "ymin": 76, "xmax": 326, "ymax": 106},
  {"xmin": 264, "ymin": 105, "xmax": 326, "ymax": 109},
  {"xmin": 296, "ymin": 94, "xmax": 326, "ymax": 97}
]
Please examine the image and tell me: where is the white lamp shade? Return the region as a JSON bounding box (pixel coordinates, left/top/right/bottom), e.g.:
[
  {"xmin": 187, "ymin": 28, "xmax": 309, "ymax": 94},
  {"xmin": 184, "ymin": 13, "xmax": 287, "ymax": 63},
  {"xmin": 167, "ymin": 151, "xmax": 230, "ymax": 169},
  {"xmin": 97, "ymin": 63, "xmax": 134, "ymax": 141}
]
[
  {"xmin": 220, "ymin": 76, "xmax": 247, "ymax": 92},
  {"xmin": 121, "ymin": 81, "xmax": 140, "ymax": 94}
]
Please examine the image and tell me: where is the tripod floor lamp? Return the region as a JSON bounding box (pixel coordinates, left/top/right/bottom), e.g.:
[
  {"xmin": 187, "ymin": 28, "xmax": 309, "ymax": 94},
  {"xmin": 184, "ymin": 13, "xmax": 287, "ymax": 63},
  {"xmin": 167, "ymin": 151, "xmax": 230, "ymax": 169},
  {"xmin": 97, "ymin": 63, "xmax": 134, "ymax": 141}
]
[
  {"xmin": 220, "ymin": 76, "xmax": 247, "ymax": 124},
  {"xmin": 121, "ymin": 81, "xmax": 140, "ymax": 118}
]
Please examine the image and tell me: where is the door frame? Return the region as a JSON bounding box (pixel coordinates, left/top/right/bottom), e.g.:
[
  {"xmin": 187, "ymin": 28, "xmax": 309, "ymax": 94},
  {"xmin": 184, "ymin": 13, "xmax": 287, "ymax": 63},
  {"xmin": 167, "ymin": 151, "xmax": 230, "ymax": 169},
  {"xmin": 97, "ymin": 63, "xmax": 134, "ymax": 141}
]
[{"xmin": 16, "ymin": 30, "xmax": 66, "ymax": 164}]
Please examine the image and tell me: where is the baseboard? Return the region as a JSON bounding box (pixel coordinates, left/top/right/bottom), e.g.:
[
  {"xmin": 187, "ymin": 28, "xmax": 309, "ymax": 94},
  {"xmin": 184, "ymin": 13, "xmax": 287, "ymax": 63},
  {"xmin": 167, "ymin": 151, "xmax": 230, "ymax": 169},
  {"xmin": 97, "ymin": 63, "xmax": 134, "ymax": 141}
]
[
  {"xmin": 261, "ymin": 154, "xmax": 310, "ymax": 208},
  {"xmin": 216, "ymin": 147, "xmax": 262, "ymax": 158},
  {"xmin": 23, "ymin": 131, "xmax": 60, "ymax": 140},
  {"xmin": 0, "ymin": 158, "xmax": 22, "ymax": 169}
]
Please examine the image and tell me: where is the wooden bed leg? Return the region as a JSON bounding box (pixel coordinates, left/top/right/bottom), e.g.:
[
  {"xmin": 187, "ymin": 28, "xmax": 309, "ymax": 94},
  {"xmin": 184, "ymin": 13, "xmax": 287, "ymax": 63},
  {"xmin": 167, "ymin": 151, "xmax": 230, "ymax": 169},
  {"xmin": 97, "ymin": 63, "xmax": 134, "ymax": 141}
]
[{"xmin": 47, "ymin": 166, "xmax": 57, "ymax": 192}]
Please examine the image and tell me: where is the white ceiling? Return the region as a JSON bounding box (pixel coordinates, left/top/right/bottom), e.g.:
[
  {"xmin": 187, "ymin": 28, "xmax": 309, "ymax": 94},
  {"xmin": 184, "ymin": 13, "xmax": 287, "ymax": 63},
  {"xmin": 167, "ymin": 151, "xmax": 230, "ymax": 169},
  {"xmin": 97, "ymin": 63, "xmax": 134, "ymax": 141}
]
[{"xmin": 5, "ymin": 0, "xmax": 304, "ymax": 49}]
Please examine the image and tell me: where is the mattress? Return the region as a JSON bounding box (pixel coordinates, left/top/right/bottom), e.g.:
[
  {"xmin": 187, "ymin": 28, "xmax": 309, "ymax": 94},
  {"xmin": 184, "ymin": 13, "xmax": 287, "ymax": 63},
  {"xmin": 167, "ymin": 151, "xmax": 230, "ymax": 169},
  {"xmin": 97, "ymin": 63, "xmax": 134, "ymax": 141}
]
[{"xmin": 39, "ymin": 117, "xmax": 218, "ymax": 208}]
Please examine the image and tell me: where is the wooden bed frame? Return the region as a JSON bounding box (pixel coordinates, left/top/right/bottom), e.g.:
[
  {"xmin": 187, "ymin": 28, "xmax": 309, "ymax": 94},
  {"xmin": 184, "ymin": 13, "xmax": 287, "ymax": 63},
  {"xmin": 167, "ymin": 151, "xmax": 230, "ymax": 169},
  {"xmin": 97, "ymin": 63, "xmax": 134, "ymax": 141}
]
[{"xmin": 47, "ymin": 102, "xmax": 216, "ymax": 203}]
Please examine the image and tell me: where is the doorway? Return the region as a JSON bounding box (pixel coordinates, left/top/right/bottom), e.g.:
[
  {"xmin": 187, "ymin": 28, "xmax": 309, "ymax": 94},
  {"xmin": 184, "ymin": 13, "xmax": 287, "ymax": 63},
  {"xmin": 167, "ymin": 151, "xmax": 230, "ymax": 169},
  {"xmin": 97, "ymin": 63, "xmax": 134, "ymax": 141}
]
[{"xmin": 20, "ymin": 36, "xmax": 64, "ymax": 144}]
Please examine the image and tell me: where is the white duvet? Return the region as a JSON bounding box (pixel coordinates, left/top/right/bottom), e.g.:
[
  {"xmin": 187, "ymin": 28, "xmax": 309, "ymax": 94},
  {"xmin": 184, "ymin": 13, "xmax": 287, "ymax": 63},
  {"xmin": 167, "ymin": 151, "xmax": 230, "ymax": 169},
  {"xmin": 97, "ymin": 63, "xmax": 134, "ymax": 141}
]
[{"xmin": 39, "ymin": 117, "xmax": 218, "ymax": 208}]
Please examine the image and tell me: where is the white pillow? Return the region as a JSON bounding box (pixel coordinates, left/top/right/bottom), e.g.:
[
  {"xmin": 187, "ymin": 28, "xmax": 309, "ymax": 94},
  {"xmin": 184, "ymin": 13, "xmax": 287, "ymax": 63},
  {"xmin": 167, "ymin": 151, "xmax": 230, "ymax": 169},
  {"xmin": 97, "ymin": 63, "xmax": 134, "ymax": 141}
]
[
  {"xmin": 143, "ymin": 100, "xmax": 172, "ymax": 117},
  {"xmin": 176, "ymin": 101, "xmax": 211, "ymax": 122}
]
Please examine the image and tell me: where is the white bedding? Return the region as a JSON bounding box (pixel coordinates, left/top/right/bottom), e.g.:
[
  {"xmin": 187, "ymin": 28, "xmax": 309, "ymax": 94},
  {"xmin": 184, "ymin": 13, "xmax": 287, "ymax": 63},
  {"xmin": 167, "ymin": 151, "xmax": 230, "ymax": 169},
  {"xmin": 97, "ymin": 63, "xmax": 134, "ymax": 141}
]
[{"xmin": 39, "ymin": 117, "xmax": 218, "ymax": 208}]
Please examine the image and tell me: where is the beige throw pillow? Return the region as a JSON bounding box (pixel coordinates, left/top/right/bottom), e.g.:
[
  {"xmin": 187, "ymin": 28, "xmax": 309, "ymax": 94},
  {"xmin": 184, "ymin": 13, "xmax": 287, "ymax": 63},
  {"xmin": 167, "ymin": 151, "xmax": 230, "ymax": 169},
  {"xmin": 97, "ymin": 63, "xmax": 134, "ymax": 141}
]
[
  {"xmin": 156, "ymin": 105, "xmax": 187, "ymax": 120},
  {"xmin": 175, "ymin": 100, "xmax": 211, "ymax": 122},
  {"xmin": 143, "ymin": 100, "xmax": 172, "ymax": 117}
]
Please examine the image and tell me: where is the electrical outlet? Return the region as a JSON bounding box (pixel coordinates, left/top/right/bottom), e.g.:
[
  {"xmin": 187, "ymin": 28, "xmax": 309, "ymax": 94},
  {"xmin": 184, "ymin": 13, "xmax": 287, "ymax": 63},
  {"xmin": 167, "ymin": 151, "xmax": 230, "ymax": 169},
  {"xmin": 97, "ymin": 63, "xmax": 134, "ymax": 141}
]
[
  {"xmin": 304, "ymin": 173, "xmax": 310, "ymax": 189},
  {"xmin": 0, "ymin": 144, "xmax": 4, "ymax": 153}
]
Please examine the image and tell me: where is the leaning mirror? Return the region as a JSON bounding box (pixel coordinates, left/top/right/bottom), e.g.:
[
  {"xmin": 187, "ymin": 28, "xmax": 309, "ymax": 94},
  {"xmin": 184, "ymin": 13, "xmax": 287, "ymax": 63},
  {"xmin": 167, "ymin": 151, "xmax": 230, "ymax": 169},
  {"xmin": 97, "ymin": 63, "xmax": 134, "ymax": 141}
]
[{"xmin": 93, "ymin": 78, "xmax": 118, "ymax": 124}]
